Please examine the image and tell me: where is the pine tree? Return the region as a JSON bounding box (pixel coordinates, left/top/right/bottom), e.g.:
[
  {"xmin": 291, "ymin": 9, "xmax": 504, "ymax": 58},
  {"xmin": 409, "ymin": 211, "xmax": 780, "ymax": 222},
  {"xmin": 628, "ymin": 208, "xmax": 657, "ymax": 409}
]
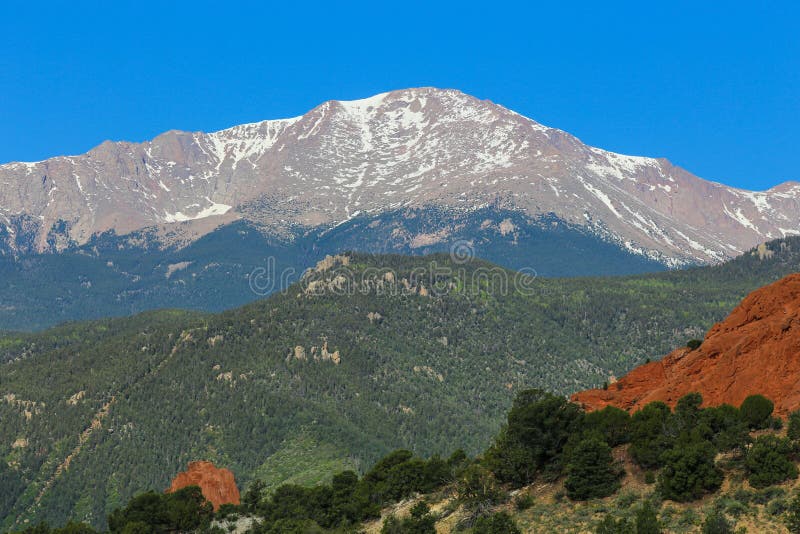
[{"xmin": 564, "ymin": 433, "xmax": 622, "ymax": 500}]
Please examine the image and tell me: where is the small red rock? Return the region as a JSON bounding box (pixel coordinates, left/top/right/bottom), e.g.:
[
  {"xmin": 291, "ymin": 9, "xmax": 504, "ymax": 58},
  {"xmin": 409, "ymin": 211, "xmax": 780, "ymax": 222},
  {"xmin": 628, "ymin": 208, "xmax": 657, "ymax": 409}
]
[{"xmin": 167, "ymin": 461, "xmax": 240, "ymax": 511}]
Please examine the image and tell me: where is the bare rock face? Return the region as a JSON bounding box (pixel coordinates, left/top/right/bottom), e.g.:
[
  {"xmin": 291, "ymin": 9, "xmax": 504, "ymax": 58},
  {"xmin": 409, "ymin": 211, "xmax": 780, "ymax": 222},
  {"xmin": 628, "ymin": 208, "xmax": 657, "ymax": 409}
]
[
  {"xmin": 167, "ymin": 461, "xmax": 240, "ymax": 511},
  {"xmin": 572, "ymin": 274, "xmax": 800, "ymax": 416},
  {"xmin": 2, "ymin": 87, "xmax": 799, "ymax": 264}
]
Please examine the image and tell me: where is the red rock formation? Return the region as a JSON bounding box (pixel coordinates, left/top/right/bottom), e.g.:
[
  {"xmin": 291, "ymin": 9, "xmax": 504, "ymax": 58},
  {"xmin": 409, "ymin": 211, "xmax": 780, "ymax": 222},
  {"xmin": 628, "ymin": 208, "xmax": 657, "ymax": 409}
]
[
  {"xmin": 572, "ymin": 273, "xmax": 800, "ymax": 417},
  {"xmin": 167, "ymin": 461, "xmax": 240, "ymax": 510}
]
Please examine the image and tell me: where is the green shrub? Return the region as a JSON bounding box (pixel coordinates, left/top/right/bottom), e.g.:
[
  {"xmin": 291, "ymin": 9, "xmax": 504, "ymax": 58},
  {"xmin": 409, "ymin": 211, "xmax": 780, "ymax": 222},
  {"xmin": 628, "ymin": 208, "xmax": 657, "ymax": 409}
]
[
  {"xmin": 564, "ymin": 433, "xmax": 623, "ymax": 500},
  {"xmin": 644, "ymin": 471, "xmax": 656, "ymax": 484},
  {"xmin": 687, "ymin": 339, "xmax": 703, "ymax": 350},
  {"xmin": 359, "ymin": 450, "xmax": 452, "ymax": 505},
  {"xmin": 676, "ymin": 393, "xmax": 703, "ymax": 422},
  {"xmin": 786, "ymin": 495, "xmax": 800, "ymax": 533},
  {"xmin": 107, "ymin": 486, "xmax": 213, "ymax": 534},
  {"xmin": 513, "ymin": 493, "xmax": 535, "ymax": 510},
  {"xmin": 380, "ymin": 502, "xmax": 436, "ymax": 534},
  {"xmin": 472, "ymin": 512, "xmax": 522, "ymax": 534},
  {"xmin": 582, "ymin": 406, "xmax": 631, "ymax": 447},
  {"xmin": 788, "ymin": 410, "xmax": 800, "ymax": 440},
  {"xmin": 746, "ymin": 435, "xmax": 799, "ymax": 488},
  {"xmin": 241, "ymin": 479, "xmax": 266, "ymax": 513},
  {"xmin": 731, "ymin": 488, "xmax": 753, "ymax": 504},
  {"xmin": 701, "ymin": 509, "xmax": 733, "ymax": 534},
  {"xmin": 752, "ymin": 486, "xmax": 786, "ymax": 505},
  {"xmin": 615, "ymin": 490, "xmax": 638, "ymax": 508},
  {"xmin": 629, "ymin": 402, "xmax": 674, "ymax": 469},
  {"xmin": 657, "ymin": 439, "xmax": 723, "ymax": 502},
  {"xmin": 485, "ymin": 389, "xmax": 582, "ymax": 485},
  {"xmin": 595, "ymin": 515, "xmax": 635, "ymax": 534},
  {"xmin": 699, "ymin": 404, "xmax": 749, "ymax": 452},
  {"xmin": 456, "ymin": 464, "xmax": 507, "ymax": 519},
  {"xmin": 255, "ymin": 519, "xmax": 325, "ymax": 533},
  {"xmin": 722, "ymin": 498, "xmax": 748, "ymax": 518},
  {"xmin": 635, "ymin": 501, "xmax": 662, "ymax": 534},
  {"xmin": 767, "ymin": 498, "xmax": 788, "ymax": 516},
  {"xmin": 53, "ymin": 522, "xmax": 98, "ymax": 534},
  {"xmin": 740, "ymin": 395, "xmax": 774, "ymax": 430}
]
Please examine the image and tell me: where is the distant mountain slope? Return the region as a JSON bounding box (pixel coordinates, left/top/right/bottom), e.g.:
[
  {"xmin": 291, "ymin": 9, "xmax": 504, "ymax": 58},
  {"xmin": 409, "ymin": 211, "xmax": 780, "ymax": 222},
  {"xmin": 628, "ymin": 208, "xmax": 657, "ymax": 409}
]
[
  {"xmin": 1, "ymin": 87, "xmax": 798, "ymax": 266},
  {"xmin": 0, "ymin": 209, "xmax": 666, "ymax": 331},
  {"xmin": 1, "ymin": 238, "xmax": 799, "ymax": 528}
]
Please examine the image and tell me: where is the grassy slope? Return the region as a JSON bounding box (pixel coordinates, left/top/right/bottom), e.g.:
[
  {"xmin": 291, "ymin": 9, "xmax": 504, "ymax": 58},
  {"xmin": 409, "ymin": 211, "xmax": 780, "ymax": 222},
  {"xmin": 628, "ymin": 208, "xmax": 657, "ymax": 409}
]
[{"xmin": 0, "ymin": 237, "xmax": 799, "ymax": 528}]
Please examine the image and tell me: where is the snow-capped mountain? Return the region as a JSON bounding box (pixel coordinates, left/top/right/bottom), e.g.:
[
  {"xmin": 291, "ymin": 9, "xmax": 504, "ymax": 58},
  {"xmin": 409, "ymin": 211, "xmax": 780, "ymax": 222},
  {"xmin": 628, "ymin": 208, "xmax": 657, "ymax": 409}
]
[{"xmin": 1, "ymin": 87, "xmax": 798, "ymax": 265}]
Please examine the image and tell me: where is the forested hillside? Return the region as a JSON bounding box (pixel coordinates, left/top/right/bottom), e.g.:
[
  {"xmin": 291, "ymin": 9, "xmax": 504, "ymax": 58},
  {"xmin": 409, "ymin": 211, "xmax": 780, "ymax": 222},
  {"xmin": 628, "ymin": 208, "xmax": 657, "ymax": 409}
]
[
  {"xmin": 0, "ymin": 208, "xmax": 666, "ymax": 332},
  {"xmin": 15, "ymin": 388, "xmax": 800, "ymax": 533},
  {"xmin": 1, "ymin": 237, "xmax": 799, "ymax": 529}
]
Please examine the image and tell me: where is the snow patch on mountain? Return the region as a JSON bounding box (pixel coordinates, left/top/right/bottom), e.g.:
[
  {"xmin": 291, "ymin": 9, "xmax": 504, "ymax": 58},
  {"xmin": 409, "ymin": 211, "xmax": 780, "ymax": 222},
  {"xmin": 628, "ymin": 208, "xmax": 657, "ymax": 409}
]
[{"xmin": 163, "ymin": 198, "xmax": 232, "ymax": 223}]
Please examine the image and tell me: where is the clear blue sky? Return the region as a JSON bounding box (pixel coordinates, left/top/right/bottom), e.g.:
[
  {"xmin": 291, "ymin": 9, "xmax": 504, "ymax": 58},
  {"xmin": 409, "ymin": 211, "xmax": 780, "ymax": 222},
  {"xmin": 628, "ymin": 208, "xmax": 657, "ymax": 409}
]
[{"xmin": 1, "ymin": 1, "xmax": 797, "ymax": 191}]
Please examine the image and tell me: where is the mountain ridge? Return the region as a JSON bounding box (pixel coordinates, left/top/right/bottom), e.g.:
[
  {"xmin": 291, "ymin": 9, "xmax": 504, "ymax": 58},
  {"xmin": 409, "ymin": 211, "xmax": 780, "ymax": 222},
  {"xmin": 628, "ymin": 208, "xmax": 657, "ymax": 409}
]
[{"xmin": 2, "ymin": 87, "xmax": 799, "ymax": 266}]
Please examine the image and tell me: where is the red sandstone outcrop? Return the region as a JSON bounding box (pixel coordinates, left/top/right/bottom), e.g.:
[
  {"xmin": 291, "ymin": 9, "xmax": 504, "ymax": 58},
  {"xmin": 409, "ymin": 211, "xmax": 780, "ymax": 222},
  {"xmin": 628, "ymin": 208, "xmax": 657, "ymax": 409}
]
[
  {"xmin": 572, "ymin": 274, "xmax": 800, "ymax": 416},
  {"xmin": 167, "ymin": 461, "xmax": 240, "ymax": 510}
]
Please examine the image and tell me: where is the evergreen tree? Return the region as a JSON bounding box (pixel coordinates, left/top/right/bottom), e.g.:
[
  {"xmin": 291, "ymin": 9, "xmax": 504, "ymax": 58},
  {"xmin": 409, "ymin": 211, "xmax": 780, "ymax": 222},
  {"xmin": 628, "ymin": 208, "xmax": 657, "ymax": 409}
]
[
  {"xmin": 658, "ymin": 439, "xmax": 722, "ymax": 502},
  {"xmin": 564, "ymin": 433, "xmax": 623, "ymax": 500},
  {"xmin": 634, "ymin": 501, "xmax": 662, "ymax": 534},
  {"xmin": 380, "ymin": 502, "xmax": 435, "ymax": 534},
  {"xmin": 472, "ymin": 512, "xmax": 522, "ymax": 534},
  {"xmin": 582, "ymin": 406, "xmax": 632, "ymax": 447},
  {"xmin": 740, "ymin": 395, "xmax": 774, "ymax": 430},
  {"xmin": 629, "ymin": 402, "xmax": 674, "ymax": 468},
  {"xmin": 787, "ymin": 410, "xmax": 800, "ymax": 440},
  {"xmin": 699, "ymin": 404, "xmax": 749, "ymax": 452},
  {"xmin": 485, "ymin": 389, "xmax": 582, "ymax": 485},
  {"xmin": 595, "ymin": 515, "xmax": 635, "ymax": 534},
  {"xmin": 787, "ymin": 495, "xmax": 800, "ymax": 533},
  {"xmin": 701, "ymin": 509, "xmax": 733, "ymax": 534},
  {"xmin": 746, "ymin": 435, "xmax": 799, "ymax": 488},
  {"xmin": 242, "ymin": 479, "xmax": 266, "ymax": 513}
]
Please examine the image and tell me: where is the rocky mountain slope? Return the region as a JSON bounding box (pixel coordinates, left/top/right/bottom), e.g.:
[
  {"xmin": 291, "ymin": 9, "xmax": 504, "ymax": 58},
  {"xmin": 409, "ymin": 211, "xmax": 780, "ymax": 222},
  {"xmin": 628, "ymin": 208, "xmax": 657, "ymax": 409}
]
[
  {"xmin": 573, "ymin": 272, "xmax": 800, "ymax": 415},
  {"xmin": 2, "ymin": 87, "xmax": 798, "ymax": 266},
  {"xmin": 1, "ymin": 238, "xmax": 799, "ymax": 528}
]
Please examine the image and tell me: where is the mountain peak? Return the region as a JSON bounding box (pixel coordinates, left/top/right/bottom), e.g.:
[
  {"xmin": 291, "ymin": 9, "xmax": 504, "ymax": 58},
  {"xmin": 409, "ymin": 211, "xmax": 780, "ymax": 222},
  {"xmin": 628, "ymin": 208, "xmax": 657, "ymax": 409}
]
[{"xmin": 0, "ymin": 88, "xmax": 798, "ymax": 264}]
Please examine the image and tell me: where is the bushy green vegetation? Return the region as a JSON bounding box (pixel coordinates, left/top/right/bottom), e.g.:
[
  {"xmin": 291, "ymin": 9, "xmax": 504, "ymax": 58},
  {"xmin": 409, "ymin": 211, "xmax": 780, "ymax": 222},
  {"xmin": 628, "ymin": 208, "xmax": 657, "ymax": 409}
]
[
  {"xmin": 564, "ymin": 433, "xmax": 622, "ymax": 500},
  {"xmin": 485, "ymin": 390, "xmax": 582, "ymax": 485},
  {"xmin": 380, "ymin": 502, "xmax": 436, "ymax": 534},
  {"xmin": 740, "ymin": 394, "xmax": 775, "ymax": 430},
  {"xmin": 472, "ymin": 511, "xmax": 522, "ymax": 533},
  {"xmin": 107, "ymin": 486, "xmax": 213, "ymax": 533},
  {"xmin": 746, "ymin": 435, "xmax": 798, "ymax": 488},
  {"xmin": 658, "ymin": 439, "xmax": 723, "ymax": 502},
  {"xmin": 11, "ymin": 487, "xmax": 212, "ymax": 534},
  {"xmin": 701, "ymin": 508, "xmax": 734, "ymax": 534},
  {"xmin": 18, "ymin": 385, "xmax": 800, "ymax": 534},
  {"xmin": 1, "ymin": 236, "xmax": 799, "ymax": 528},
  {"xmin": 788, "ymin": 410, "xmax": 800, "ymax": 440}
]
